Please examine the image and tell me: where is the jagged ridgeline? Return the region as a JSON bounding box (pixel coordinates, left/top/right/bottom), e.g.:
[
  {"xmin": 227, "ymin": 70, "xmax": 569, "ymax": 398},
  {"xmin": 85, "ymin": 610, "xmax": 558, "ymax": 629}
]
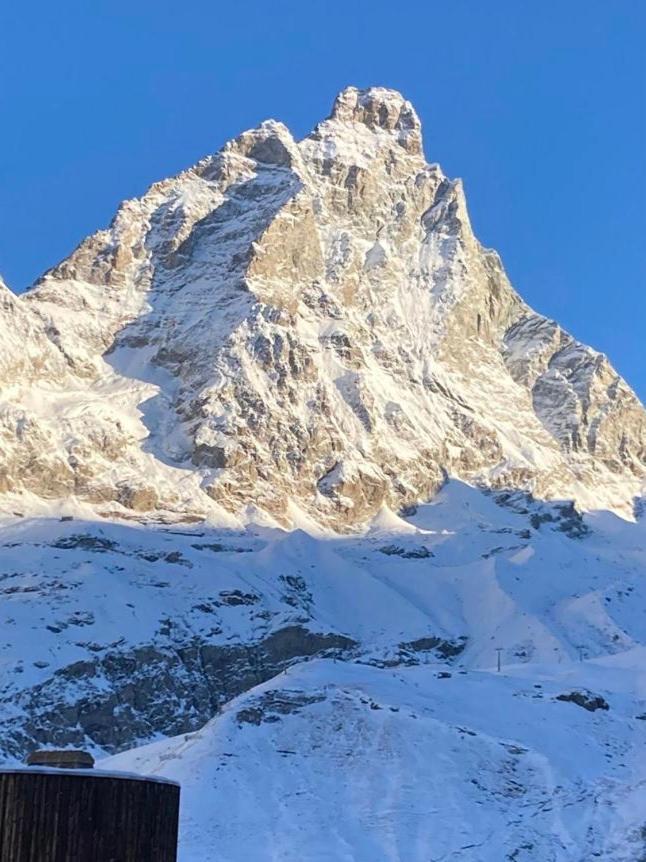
[{"xmin": 0, "ymin": 86, "xmax": 643, "ymax": 526}]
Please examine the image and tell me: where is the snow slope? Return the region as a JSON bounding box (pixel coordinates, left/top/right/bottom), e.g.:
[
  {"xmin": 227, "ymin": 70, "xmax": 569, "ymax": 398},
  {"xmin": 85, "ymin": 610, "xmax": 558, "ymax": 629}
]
[
  {"xmin": 103, "ymin": 654, "xmax": 646, "ymax": 862},
  {"xmin": 1, "ymin": 481, "xmax": 645, "ymax": 862}
]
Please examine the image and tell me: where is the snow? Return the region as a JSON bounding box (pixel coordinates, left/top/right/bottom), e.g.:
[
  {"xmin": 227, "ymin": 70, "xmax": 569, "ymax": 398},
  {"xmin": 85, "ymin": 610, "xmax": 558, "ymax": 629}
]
[
  {"xmin": 103, "ymin": 654, "xmax": 646, "ymax": 861},
  {"xmin": 0, "ymin": 481, "xmax": 644, "ymax": 703},
  {"xmin": 0, "ymin": 480, "xmax": 644, "ymax": 859}
]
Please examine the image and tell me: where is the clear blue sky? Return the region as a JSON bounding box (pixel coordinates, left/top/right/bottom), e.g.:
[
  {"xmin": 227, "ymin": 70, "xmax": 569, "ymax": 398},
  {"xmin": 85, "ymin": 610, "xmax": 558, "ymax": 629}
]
[{"xmin": 1, "ymin": 1, "xmax": 644, "ymax": 397}]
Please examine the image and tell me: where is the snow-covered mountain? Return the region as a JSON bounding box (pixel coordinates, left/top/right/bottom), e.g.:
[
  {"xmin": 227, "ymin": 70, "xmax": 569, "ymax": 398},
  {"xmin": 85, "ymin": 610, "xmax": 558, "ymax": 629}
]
[
  {"xmin": 0, "ymin": 86, "xmax": 644, "ymax": 525},
  {"xmin": 1, "ymin": 87, "xmax": 646, "ymax": 860},
  {"xmin": 2, "ymin": 482, "xmax": 646, "ymax": 860}
]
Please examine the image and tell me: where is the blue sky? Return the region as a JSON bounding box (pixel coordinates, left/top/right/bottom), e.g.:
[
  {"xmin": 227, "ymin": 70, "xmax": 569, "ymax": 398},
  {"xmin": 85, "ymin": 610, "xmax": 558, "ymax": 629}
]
[{"xmin": 0, "ymin": 1, "xmax": 644, "ymax": 397}]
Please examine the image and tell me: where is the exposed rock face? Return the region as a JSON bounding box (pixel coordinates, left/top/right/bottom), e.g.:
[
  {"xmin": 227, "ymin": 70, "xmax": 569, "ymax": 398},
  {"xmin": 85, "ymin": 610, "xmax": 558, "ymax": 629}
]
[
  {"xmin": 0, "ymin": 625, "xmax": 356, "ymax": 758},
  {"xmin": 0, "ymin": 86, "xmax": 644, "ymax": 524}
]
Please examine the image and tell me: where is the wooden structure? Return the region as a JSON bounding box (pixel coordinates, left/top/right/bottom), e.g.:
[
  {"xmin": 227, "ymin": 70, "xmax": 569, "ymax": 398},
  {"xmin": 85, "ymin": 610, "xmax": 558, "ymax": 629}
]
[
  {"xmin": 26, "ymin": 749, "xmax": 95, "ymax": 770},
  {"xmin": 0, "ymin": 759, "xmax": 180, "ymax": 862}
]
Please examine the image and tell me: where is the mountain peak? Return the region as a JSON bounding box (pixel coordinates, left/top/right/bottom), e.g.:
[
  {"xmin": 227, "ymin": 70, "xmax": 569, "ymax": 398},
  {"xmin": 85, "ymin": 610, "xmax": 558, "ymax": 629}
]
[
  {"xmin": 225, "ymin": 119, "xmax": 298, "ymax": 167},
  {"xmin": 0, "ymin": 88, "xmax": 644, "ymax": 525},
  {"xmin": 326, "ymin": 86, "xmax": 423, "ymax": 154}
]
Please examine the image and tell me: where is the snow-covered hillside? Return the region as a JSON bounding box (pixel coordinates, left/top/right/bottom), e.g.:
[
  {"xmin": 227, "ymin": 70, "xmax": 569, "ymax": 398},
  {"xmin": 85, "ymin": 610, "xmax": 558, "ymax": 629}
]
[
  {"xmin": 104, "ymin": 655, "xmax": 646, "ymax": 862},
  {"xmin": 1, "ymin": 481, "xmax": 644, "ymax": 757},
  {"xmin": 1, "ymin": 481, "xmax": 646, "ymax": 859},
  {"xmin": 0, "ymin": 87, "xmax": 645, "ymax": 860}
]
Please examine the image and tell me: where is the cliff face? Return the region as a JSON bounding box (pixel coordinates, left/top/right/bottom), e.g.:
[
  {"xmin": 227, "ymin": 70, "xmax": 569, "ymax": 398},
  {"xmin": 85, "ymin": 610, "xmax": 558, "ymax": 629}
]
[{"xmin": 0, "ymin": 86, "xmax": 644, "ymax": 526}]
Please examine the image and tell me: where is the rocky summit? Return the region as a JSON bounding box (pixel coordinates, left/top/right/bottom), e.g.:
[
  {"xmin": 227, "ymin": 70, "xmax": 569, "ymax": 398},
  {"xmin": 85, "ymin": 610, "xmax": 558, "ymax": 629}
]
[
  {"xmin": 0, "ymin": 85, "xmax": 644, "ymax": 527},
  {"xmin": 1, "ymin": 88, "xmax": 646, "ymax": 862}
]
